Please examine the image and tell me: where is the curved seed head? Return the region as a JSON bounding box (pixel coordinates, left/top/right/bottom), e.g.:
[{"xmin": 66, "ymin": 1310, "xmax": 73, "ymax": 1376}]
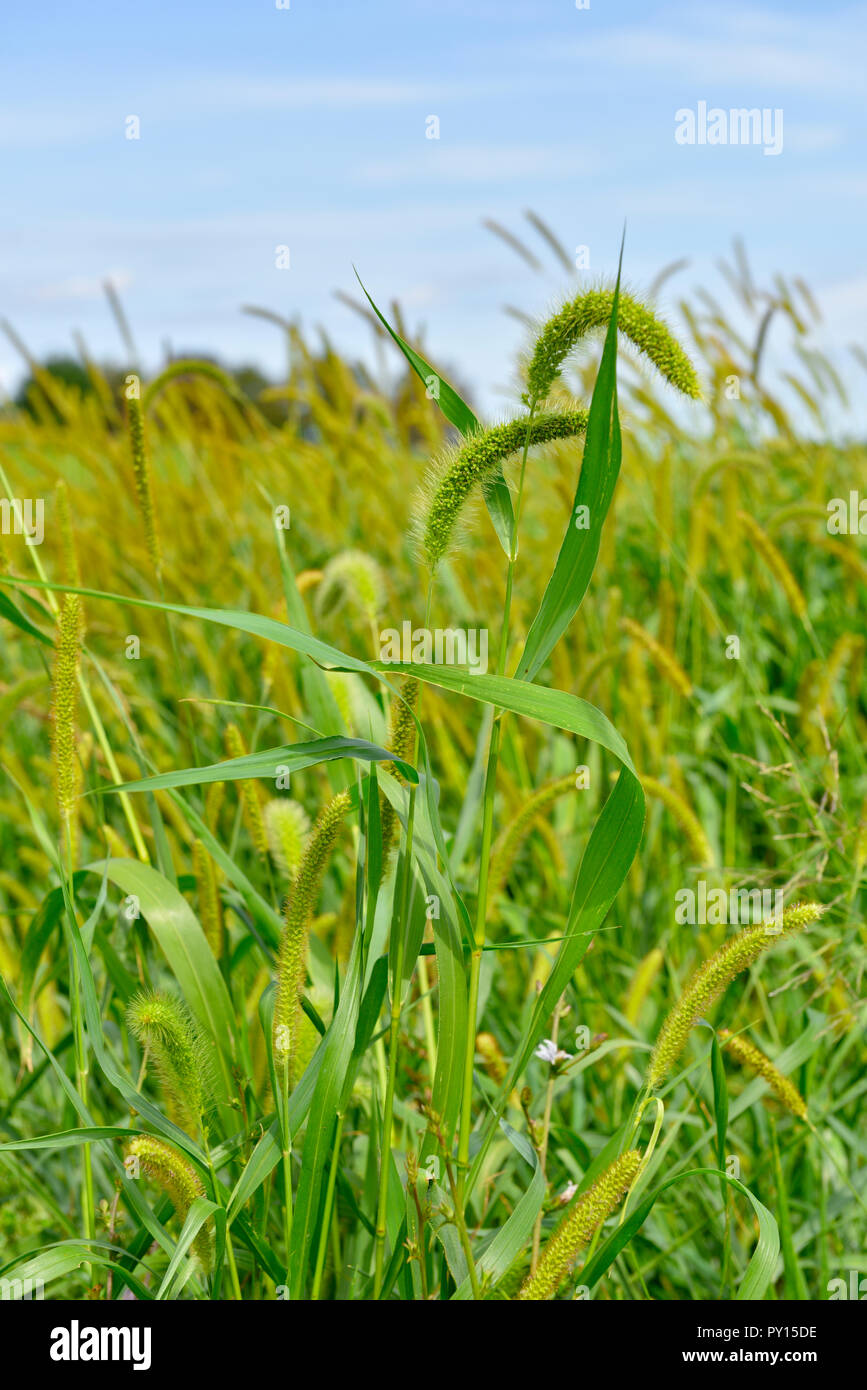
[
  {"xmin": 273, "ymin": 791, "xmax": 351, "ymax": 1089},
  {"xmin": 526, "ymin": 287, "xmax": 701, "ymax": 404},
  {"xmin": 264, "ymin": 798, "xmax": 311, "ymax": 878},
  {"xmin": 646, "ymin": 901, "xmax": 823, "ymax": 1090},
  {"xmin": 518, "ymin": 1149, "xmax": 642, "ymax": 1300},
  {"xmin": 418, "ymin": 408, "xmax": 589, "ymax": 568},
  {"xmin": 127, "ymin": 989, "xmax": 210, "ymax": 1138},
  {"xmin": 125, "ymin": 1135, "xmax": 212, "ymax": 1269},
  {"xmin": 50, "ymin": 593, "xmax": 83, "ymax": 858},
  {"xmin": 718, "ymin": 1029, "xmax": 808, "ymax": 1120}
]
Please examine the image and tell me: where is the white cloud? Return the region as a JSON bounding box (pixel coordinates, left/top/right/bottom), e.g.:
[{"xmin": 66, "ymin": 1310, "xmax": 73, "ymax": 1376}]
[
  {"xmin": 34, "ymin": 270, "xmax": 132, "ymax": 303},
  {"xmin": 544, "ymin": 4, "xmax": 866, "ymax": 93},
  {"xmin": 356, "ymin": 144, "xmax": 598, "ymax": 186}
]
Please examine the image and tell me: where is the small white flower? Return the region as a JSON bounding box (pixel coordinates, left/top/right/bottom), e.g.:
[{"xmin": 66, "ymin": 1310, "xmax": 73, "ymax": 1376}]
[{"xmin": 534, "ymin": 1038, "xmax": 572, "ymax": 1066}]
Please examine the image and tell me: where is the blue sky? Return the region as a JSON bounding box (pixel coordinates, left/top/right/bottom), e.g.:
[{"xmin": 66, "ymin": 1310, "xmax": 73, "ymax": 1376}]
[{"xmin": 2, "ymin": 0, "xmax": 865, "ymax": 419}]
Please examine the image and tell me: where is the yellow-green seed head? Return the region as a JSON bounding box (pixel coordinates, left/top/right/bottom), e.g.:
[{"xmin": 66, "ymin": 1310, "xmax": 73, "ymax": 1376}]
[
  {"xmin": 273, "ymin": 791, "xmax": 351, "ymax": 1088},
  {"xmin": 489, "ymin": 773, "xmax": 575, "ymax": 903},
  {"xmin": 192, "ymin": 839, "xmax": 223, "ymax": 958},
  {"xmin": 646, "ymin": 901, "xmax": 822, "ymax": 1090},
  {"xmin": 526, "ymin": 287, "xmax": 701, "ymax": 404},
  {"xmin": 125, "ymin": 1135, "xmax": 212, "ymax": 1268},
  {"xmin": 737, "ymin": 511, "xmax": 807, "ymax": 618},
  {"xmin": 621, "ymin": 617, "xmax": 692, "ymax": 699},
  {"xmin": 476, "ymin": 1032, "xmax": 508, "ymax": 1085},
  {"xmin": 54, "ymin": 479, "xmax": 80, "ymax": 587},
  {"xmin": 264, "ymin": 798, "xmax": 311, "ymax": 878},
  {"xmin": 127, "ymin": 989, "xmax": 209, "ymax": 1138},
  {"xmin": 641, "ymin": 775, "xmax": 714, "ymax": 868},
  {"xmin": 718, "ymin": 1029, "xmax": 808, "ymax": 1120},
  {"xmin": 126, "ymin": 393, "xmax": 161, "ymax": 577},
  {"xmin": 380, "ymin": 676, "xmax": 420, "ymax": 860},
  {"xmin": 418, "ymin": 409, "xmax": 589, "ymax": 568},
  {"xmin": 315, "ymin": 549, "xmax": 386, "ymax": 626},
  {"xmin": 518, "ymin": 1150, "xmax": 642, "ymax": 1300},
  {"xmin": 224, "ymin": 723, "xmax": 269, "ymax": 859},
  {"xmin": 50, "ymin": 593, "xmax": 83, "ymax": 856}
]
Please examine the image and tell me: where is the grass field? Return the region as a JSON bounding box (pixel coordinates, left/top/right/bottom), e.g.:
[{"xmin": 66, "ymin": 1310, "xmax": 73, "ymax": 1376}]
[{"xmin": 0, "ymin": 234, "xmax": 864, "ymax": 1301}]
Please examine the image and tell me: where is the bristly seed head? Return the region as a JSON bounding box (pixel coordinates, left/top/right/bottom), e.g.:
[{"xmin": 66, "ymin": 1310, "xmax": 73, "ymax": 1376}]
[
  {"xmin": 646, "ymin": 901, "xmax": 823, "ymax": 1090},
  {"xmin": 273, "ymin": 790, "xmax": 351, "ymax": 1089},
  {"xmin": 718, "ymin": 1028, "xmax": 808, "ymax": 1120},
  {"xmin": 518, "ymin": 1149, "xmax": 642, "ymax": 1300},
  {"xmin": 526, "ymin": 287, "xmax": 702, "ymax": 404},
  {"xmin": 124, "ymin": 1135, "xmax": 212, "ymax": 1269},
  {"xmin": 418, "ymin": 409, "xmax": 589, "ymax": 568}
]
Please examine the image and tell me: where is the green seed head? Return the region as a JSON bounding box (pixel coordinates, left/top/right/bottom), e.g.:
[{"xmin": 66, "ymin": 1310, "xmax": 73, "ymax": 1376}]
[
  {"xmin": 380, "ymin": 675, "xmax": 420, "ymax": 860},
  {"xmin": 315, "ymin": 549, "xmax": 387, "ymax": 626},
  {"xmin": 526, "ymin": 287, "xmax": 701, "ymax": 404},
  {"xmin": 127, "ymin": 989, "xmax": 210, "ymax": 1138},
  {"xmin": 125, "ymin": 1134, "xmax": 212, "ymax": 1269},
  {"xmin": 50, "ymin": 593, "xmax": 83, "ymax": 855},
  {"xmin": 264, "ymin": 798, "xmax": 312, "ymax": 878},
  {"xmin": 126, "ymin": 393, "xmax": 161, "ymax": 577},
  {"xmin": 418, "ymin": 408, "xmax": 589, "ymax": 568},
  {"xmin": 719, "ymin": 1029, "xmax": 808, "ymax": 1120},
  {"xmin": 646, "ymin": 901, "xmax": 823, "ymax": 1090},
  {"xmin": 518, "ymin": 1149, "xmax": 642, "ymax": 1300},
  {"xmin": 273, "ymin": 791, "xmax": 351, "ymax": 1088}
]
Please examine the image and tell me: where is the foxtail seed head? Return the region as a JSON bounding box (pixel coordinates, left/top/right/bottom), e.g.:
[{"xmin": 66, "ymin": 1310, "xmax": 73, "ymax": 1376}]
[
  {"xmin": 737, "ymin": 511, "xmax": 807, "ymax": 618},
  {"xmin": 315, "ymin": 549, "xmax": 386, "ymax": 626},
  {"xmin": 418, "ymin": 409, "xmax": 589, "ymax": 568},
  {"xmin": 224, "ymin": 723, "xmax": 269, "ymax": 859},
  {"xmin": 125, "ymin": 1135, "xmax": 212, "ymax": 1268},
  {"xmin": 526, "ymin": 288, "xmax": 701, "ymax": 404},
  {"xmin": 126, "ymin": 393, "xmax": 161, "ymax": 578},
  {"xmin": 54, "ymin": 479, "xmax": 80, "ymax": 587},
  {"xmin": 380, "ymin": 675, "xmax": 420, "ymax": 860},
  {"xmin": 476, "ymin": 1032, "xmax": 508, "ymax": 1086},
  {"xmin": 488, "ymin": 773, "xmax": 575, "ymax": 904},
  {"xmin": 621, "ymin": 617, "xmax": 692, "ymax": 699},
  {"xmin": 264, "ymin": 798, "xmax": 311, "ymax": 878},
  {"xmin": 273, "ymin": 791, "xmax": 351, "ymax": 1088},
  {"xmin": 518, "ymin": 1150, "xmax": 642, "ymax": 1300},
  {"xmin": 127, "ymin": 989, "xmax": 210, "ymax": 1138},
  {"xmin": 192, "ymin": 839, "xmax": 223, "ymax": 959},
  {"xmin": 718, "ymin": 1029, "xmax": 808, "ymax": 1120},
  {"xmin": 646, "ymin": 901, "xmax": 822, "ymax": 1090},
  {"xmin": 641, "ymin": 775, "xmax": 714, "ymax": 868},
  {"xmin": 50, "ymin": 593, "xmax": 83, "ymax": 859}
]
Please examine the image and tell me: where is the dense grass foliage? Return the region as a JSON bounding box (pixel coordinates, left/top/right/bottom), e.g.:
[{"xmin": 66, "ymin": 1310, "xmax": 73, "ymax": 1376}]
[{"xmin": 0, "ymin": 245, "xmax": 864, "ymax": 1301}]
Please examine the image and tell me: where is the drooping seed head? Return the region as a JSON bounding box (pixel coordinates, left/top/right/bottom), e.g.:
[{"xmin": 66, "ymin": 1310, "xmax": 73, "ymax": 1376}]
[
  {"xmin": 315, "ymin": 549, "xmax": 387, "ymax": 626},
  {"xmin": 223, "ymin": 723, "xmax": 269, "ymax": 859},
  {"xmin": 526, "ymin": 287, "xmax": 701, "ymax": 404},
  {"xmin": 718, "ymin": 1028, "xmax": 808, "ymax": 1120},
  {"xmin": 192, "ymin": 839, "xmax": 223, "ymax": 958},
  {"xmin": 273, "ymin": 791, "xmax": 351, "ymax": 1088},
  {"xmin": 518, "ymin": 1149, "xmax": 642, "ymax": 1300},
  {"xmin": 621, "ymin": 617, "xmax": 692, "ymax": 699},
  {"xmin": 264, "ymin": 798, "xmax": 311, "ymax": 878},
  {"xmin": 646, "ymin": 901, "xmax": 823, "ymax": 1090},
  {"xmin": 125, "ymin": 1135, "xmax": 212, "ymax": 1268},
  {"xmin": 641, "ymin": 775, "xmax": 714, "ymax": 868},
  {"xmin": 127, "ymin": 989, "xmax": 209, "ymax": 1138},
  {"xmin": 418, "ymin": 408, "xmax": 589, "ymax": 568},
  {"xmin": 50, "ymin": 593, "xmax": 83, "ymax": 858},
  {"xmin": 737, "ymin": 510, "xmax": 807, "ymax": 618},
  {"xmin": 488, "ymin": 773, "xmax": 575, "ymax": 903}
]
